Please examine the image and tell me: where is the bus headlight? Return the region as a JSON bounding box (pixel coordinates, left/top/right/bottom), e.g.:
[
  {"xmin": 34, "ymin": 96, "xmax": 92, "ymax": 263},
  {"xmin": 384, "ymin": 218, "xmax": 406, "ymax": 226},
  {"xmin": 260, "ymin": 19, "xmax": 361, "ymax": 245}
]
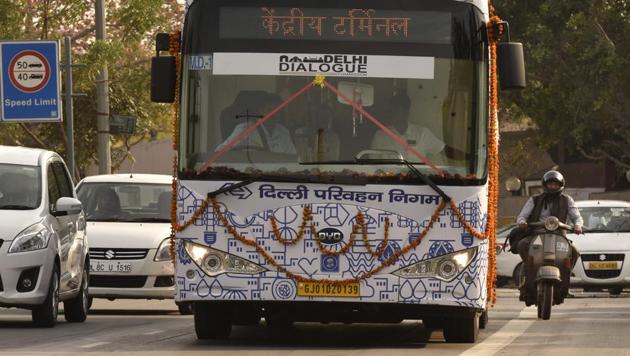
[
  {"xmin": 392, "ymin": 247, "xmax": 478, "ymax": 282},
  {"xmin": 183, "ymin": 241, "xmax": 266, "ymax": 277}
]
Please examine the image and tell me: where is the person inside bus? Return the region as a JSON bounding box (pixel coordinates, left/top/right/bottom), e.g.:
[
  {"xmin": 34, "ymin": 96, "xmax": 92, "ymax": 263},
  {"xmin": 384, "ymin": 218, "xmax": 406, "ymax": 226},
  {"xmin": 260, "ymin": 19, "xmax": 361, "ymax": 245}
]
[
  {"xmin": 370, "ymin": 94, "xmax": 477, "ymax": 163},
  {"xmin": 511, "ymin": 170, "xmax": 583, "ymax": 300},
  {"xmin": 216, "ymin": 91, "xmax": 296, "ymax": 155},
  {"xmin": 369, "ymin": 94, "xmax": 446, "ymax": 163}
]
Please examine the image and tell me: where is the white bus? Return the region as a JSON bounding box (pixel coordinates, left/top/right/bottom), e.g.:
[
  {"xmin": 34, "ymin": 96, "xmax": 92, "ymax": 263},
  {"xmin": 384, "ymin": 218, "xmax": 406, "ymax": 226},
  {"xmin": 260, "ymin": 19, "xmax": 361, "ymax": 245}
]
[{"xmin": 152, "ymin": 0, "xmax": 524, "ymax": 343}]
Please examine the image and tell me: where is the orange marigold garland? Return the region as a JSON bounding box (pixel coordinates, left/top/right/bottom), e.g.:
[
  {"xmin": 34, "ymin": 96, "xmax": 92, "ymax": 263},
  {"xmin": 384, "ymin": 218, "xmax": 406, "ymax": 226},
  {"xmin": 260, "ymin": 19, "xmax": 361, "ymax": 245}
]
[
  {"xmin": 270, "ymin": 205, "xmax": 312, "ymax": 246},
  {"xmin": 485, "ymin": 4, "xmax": 504, "ymax": 306},
  {"xmin": 168, "ymin": 31, "xmax": 182, "ymax": 265},
  {"xmin": 210, "ymin": 196, "xmax": 448, "ymax": 285}
]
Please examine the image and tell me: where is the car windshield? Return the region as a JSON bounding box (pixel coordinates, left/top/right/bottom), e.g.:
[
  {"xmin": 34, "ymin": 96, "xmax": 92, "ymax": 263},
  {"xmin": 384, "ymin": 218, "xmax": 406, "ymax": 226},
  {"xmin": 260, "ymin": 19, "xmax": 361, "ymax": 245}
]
[
  {"xmin": 580, "ymin": 206, "xmax": 630, "ymax": 233},
  {"xmin": 77, "ymin": 182, "xmax": 171, "ymax": 222},
  {"xmin": 0, "ymin": 163, "xmax": 41, "ymax": 210}
]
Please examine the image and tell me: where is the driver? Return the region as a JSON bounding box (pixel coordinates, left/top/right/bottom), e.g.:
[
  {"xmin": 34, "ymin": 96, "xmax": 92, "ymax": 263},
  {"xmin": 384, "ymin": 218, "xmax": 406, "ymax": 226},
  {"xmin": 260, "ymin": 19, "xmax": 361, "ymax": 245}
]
[
  {"xmin": 370, "ymin": 94, "xmax": 445, "ymax": 162},
  {"xmin": 215, "ymin": 92, "xmax": 296, "ymax": 155},
  {"xmin": 511, "ymin": 170, "xmax": 583, "ymax": 299}
]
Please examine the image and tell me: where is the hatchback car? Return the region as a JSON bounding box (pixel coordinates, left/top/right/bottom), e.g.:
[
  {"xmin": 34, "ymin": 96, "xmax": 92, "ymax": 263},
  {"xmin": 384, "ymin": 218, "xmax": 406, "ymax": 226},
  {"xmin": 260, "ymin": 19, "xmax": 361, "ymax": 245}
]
[
  {"xmin": 0, "ymin": 145, "xmax": 89, "ymax": 327},
  {"xmin": 570, "ymin": 200, "xmax": 630, "ymax": 295},
  {"xmin": 76, "ymin": 174, "xmax": 191, "ymax": 313}
]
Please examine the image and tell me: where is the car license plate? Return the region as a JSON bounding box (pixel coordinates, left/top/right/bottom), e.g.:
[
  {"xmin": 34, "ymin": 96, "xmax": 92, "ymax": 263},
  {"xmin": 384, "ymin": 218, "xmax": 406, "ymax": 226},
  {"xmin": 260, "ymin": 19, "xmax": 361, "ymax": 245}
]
[
  {"xmin": 90, "ymin": 261, "xmax": 133, "ymax": 273},
  {"xmin": 297, "ymin": 281, "xmax": 360, "ymax": 297},
  {"xmin": 588, "ymin": 261, "xmax": 618, "ymax": 270}
]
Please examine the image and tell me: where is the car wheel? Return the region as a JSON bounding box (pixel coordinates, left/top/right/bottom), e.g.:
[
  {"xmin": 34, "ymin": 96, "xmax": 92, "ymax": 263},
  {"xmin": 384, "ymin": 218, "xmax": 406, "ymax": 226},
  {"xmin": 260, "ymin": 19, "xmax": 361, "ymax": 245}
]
[
  {"xmin": 609, "ymin": 287, "xmax": 623, "ymax": 296},
  {"xmin": 64, "ymin": 265, "xmax": 89, "ymax": 322},
  {"xmin": 32, "ymin": 266, "xmax": 59, "ymax": 328}
]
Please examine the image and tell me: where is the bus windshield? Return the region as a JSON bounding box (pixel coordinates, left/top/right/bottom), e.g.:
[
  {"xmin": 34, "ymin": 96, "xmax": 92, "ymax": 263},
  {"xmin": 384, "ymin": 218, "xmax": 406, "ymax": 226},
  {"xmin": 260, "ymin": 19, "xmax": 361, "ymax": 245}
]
[{"xmin": 180, "ymin": 1, "xmax": 488, "ymax": 185}]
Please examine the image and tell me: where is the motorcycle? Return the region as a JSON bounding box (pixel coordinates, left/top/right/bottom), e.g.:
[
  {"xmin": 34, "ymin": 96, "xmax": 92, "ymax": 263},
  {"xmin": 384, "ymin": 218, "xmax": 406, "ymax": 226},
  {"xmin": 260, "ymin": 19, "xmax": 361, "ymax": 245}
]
[{"xmin": 519, "ymin": 216, "xmax": 574, "ymax": 320}]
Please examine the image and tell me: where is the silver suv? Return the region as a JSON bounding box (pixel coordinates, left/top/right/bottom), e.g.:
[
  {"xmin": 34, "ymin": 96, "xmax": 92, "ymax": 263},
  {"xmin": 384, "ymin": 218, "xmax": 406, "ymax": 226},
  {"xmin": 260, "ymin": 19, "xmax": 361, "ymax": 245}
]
[{"xmin": 0, "ymin": 145, "xmax": 89, "ymax": 327}]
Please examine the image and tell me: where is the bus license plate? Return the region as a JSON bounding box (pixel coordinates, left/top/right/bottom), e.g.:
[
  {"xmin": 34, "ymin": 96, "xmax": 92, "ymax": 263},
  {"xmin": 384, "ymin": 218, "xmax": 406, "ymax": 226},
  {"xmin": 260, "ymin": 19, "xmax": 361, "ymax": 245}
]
[
  {"xmin": 588, "ymin": 262, "xmax": 618, "ymax": 270},
  {"xmin": 297, "ymin": 282, "xmax": 360, "ymax": 297},
  {"xmin": 90, "ymin": 261, "xmax": 133, "ymax": 273}
]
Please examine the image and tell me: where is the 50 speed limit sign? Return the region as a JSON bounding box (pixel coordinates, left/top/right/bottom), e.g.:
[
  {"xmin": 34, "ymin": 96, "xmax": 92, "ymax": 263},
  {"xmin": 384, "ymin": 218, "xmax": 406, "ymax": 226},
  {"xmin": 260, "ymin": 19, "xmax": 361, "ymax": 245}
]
[{"xmin": 0, "ymin": 40, "xmax": 61, "ymax": 122}]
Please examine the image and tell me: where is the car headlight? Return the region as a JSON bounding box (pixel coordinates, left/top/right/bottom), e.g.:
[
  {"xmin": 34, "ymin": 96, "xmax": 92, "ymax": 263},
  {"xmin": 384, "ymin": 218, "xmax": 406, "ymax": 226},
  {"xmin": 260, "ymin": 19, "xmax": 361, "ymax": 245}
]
[
  {"xmin": 392, "ymin": 247, "xmax": 478, "ymax": 281},
  {"xmin": 544, "ymin": 216, "xmax": 560, "ymax": 231},
  {"xmin": 8, "ymin": 222, "xmax": 52, "ymax": 253},
  {"xmin": 154, "ymin": 237, "xmax": 172, "ymax": 262},
  {"xmin": 184, "ymin": 241, "xmax": 266, "ymax": 277}
]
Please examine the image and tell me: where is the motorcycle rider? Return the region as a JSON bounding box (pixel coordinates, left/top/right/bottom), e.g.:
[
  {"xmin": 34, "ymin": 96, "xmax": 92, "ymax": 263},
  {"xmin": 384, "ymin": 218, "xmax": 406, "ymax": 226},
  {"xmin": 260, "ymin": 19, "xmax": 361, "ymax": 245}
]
[{"xmin": 513, "ymin": 170, "xmax": 583, "ymax": 299}]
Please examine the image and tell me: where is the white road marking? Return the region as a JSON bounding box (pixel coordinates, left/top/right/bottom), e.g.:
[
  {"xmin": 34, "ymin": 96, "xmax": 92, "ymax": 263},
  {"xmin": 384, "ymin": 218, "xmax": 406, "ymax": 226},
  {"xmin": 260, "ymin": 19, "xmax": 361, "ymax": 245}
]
[
  {"xmin": 79, "ymin": 342, "xmax": 110, "ymax": 349},
  {"xmin": 459, "ymin": 307, "xmax": 537, "ymax": 356},
  {"xmin": 143, "ymin": 330, "xmax": 164, "ymax": 335}
]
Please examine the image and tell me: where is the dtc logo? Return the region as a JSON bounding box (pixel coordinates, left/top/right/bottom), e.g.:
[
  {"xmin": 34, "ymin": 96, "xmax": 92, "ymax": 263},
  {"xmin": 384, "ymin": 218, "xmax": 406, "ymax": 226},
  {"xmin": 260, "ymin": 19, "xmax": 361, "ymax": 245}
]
[{"xmin": 317, "ymin": 228, "xmax": 344, "ymax": 245}]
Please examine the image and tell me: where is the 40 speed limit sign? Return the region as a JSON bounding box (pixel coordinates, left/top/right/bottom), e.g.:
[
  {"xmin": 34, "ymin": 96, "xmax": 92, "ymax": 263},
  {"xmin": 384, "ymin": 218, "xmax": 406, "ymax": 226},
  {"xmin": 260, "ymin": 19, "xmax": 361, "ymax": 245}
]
[{"xmin": 0, "ymin": 41, "xmax": 61, "ymax": 122}]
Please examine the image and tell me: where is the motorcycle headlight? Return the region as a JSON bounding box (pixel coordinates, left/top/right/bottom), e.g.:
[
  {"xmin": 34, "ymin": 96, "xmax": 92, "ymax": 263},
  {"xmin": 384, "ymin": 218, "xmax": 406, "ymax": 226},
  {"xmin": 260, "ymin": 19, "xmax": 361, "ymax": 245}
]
[
  {"xmin": 154, "ymin": 237, "xmax": 172, "ymax": 262},
  {"xmin": 392, "ymin": 247, "xmax": 478, "ymax": 282},
  {"xmin": 8, "ymin": 222, "xmax": 51, "ymax": 253},
  {"xmin": 544, "ymin": 216, "xmax": 560, "ymax": 231},
  {"xmin": 184, "ymin": 241, "xmax": 266, "ymax": 277}
]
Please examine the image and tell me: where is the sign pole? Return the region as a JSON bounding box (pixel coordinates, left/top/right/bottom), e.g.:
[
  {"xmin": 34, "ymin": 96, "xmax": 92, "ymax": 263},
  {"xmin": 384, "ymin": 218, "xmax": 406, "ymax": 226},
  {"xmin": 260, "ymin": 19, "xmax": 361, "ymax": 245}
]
[
  {"xmin": 95, "ymin": 0, "xmax": 111, "ymax": 174},
  {"xmin": 63, "ymin": 36, "xmax": 75, "ymax": 180}
]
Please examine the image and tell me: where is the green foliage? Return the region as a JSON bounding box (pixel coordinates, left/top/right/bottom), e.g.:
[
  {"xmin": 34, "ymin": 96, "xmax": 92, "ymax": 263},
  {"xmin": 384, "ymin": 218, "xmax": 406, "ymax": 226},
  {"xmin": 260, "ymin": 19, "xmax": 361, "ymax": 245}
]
[
  {"xmin": 0, "ymin": 0, "xmax": 183, "ymax": 177},
  {"xmin": 495, "ymin": 0, "xmax": 630, "ymax": 168}
]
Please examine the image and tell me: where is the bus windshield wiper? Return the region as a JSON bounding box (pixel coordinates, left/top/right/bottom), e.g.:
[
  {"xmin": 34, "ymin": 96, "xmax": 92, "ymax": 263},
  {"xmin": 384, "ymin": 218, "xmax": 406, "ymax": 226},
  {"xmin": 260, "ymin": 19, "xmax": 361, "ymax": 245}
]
[
  {"xmin": 354, "ymin": 157, "xmax": 451, "ymax": 202},
  {"xmin": 207, "ymin": 174, "xmax": 367, "ymax": 198}
]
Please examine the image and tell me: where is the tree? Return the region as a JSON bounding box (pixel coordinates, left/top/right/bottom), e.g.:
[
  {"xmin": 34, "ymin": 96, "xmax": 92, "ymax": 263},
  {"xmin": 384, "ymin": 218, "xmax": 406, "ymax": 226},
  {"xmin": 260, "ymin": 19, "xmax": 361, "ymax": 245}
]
[
  {"xmin": 0, "ymin": 0, "xmax": 184, "ymax": 177},
  {"xmin": 494, "ymin": 0, "xmax": 630, "ymax": 169}
]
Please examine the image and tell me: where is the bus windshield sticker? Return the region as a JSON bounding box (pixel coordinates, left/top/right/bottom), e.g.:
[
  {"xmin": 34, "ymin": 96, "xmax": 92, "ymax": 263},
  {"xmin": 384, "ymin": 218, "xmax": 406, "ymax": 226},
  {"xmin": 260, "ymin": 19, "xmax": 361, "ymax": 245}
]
[
  {"xmin": 219, "ymin": 7, "xmax": 451, "ymax": 44},
  {"xmin": 212, "ymin": 53, "xmax": 434, "ymax": 79},
  {"xmin": 189, "ymin": 55, "xmax": 212, "ymax": 71}
]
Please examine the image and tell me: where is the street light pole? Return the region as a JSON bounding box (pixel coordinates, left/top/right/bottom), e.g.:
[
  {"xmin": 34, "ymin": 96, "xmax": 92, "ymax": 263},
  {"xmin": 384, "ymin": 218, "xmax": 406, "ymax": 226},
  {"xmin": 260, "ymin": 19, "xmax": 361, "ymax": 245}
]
[{"xmin": 95, "ymin": 0, "xmax": 111, "ymax": 174}]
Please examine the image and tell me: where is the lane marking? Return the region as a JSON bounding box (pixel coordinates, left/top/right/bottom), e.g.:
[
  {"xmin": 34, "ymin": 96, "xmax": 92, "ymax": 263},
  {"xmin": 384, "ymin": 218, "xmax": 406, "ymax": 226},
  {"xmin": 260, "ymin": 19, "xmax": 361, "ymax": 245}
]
[
  {"xmin": 79, "ymin": 342, "xmax": 110, "ymax": 349},
  {"xmin": 459, "ymin": 307, "xmax": 537, "ymax": 356},
  {"xmin": 143, "ymin": 330, "xmax": 164, "ymax": 335}
]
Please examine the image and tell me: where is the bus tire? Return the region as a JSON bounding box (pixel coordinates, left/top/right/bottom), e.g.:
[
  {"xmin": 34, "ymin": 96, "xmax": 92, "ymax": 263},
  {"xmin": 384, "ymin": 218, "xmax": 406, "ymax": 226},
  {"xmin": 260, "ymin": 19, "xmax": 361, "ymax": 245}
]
[
  {"xmin": 479, "ymin": 310, "xmax": 488, "ymax": 329},
  {"xmin": 177, "ymin": 302, "xmax": 194, "ymax": 315},
  {"xmin": 443, "ymin": 315, "xmax": 479, "ymax": 343},
  {"xmin": 194, "ymin": 302, "xmax": 231, "ymax": 340}
]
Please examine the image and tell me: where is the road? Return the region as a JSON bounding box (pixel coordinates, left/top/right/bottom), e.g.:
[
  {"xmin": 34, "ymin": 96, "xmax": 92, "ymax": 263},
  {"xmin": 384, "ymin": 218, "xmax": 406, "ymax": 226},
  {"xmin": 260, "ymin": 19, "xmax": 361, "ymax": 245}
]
[{"xmin": 1, "ymin": 289, "xmax": 630, "ymax": 355}]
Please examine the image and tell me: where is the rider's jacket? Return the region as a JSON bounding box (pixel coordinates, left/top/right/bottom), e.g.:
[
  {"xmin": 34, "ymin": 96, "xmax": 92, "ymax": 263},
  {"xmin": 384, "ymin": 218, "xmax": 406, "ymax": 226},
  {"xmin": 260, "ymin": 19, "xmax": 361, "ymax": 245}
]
[{"xmin": 517, "ymin": 193, "xmax": 583, "ymax": 227}]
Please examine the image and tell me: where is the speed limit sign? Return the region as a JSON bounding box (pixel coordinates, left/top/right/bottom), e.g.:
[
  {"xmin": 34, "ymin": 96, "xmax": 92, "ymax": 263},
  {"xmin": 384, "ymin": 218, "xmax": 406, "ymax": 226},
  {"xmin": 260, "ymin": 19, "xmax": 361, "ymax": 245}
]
[
  {"xmin": 0, "ymin": 40, "xmax": 61, "ymax": 122},
  {"xmin": 8, "ymin": 50, "xmax": 51, "ymax": 93}
]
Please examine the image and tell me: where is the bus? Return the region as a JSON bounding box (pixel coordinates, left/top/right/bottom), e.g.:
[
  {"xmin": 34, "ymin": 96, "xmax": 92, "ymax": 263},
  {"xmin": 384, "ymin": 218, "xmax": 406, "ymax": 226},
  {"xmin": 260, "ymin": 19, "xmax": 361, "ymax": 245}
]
[{"xmin": 151, "ymin": 0, "xmax": 525, "ymax": 343}]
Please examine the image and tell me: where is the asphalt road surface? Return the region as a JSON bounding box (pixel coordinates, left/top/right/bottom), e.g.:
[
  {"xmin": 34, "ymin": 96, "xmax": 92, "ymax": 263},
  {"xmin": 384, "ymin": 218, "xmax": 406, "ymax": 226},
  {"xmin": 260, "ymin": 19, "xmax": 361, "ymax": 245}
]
[{"xmin": 1, "ymin": 289, "xmax": 630, "ymax": 355}]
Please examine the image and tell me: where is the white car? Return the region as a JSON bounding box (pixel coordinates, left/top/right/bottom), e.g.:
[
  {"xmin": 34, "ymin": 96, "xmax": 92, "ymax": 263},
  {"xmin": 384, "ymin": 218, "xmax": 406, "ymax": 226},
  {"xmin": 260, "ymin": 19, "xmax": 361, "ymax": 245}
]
[
  {"xmin": 495, "ymin": 223, "xmax": 522, "ymax": 287},
  {"xmin": 570, "ymin": 200, "xmax": 630, "ymax": 295},
  {"xmin": 0, "ymin": 145, "xmax": 89, "ymax": 327},
  {"xmin": 76, "ymin": 174, "xmax": 191, "ymax": 313}
]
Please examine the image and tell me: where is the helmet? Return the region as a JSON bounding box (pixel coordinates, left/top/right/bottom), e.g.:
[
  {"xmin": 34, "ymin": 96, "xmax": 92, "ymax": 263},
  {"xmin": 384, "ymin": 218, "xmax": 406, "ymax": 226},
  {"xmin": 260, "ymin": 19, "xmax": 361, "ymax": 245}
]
[{"xmin": 542, "ymin": 170, "xmax": 565, "ymax": 194}]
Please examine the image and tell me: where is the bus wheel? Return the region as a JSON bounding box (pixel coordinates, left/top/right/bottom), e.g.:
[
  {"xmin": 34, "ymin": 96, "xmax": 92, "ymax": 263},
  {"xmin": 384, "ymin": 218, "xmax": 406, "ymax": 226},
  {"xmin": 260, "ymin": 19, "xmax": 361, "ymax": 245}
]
[
  {"xmin": 479, "ymin": 310, "xmax": 488, "ymax": 329},
  {"xmin": 443, "ymin": 315, "xmax": 479, "ymax": 343},
  {"xmin": 194, "ymin": 302, "xmax": 231, "ymax": 340}
]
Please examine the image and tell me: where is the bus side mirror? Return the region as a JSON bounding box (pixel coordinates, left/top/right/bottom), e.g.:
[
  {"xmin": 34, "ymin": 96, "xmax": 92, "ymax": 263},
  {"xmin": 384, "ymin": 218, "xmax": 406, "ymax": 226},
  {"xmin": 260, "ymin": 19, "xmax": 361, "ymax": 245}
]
[
  {"xmin": 151, "ymin": 33, "xmax": 177, "ymax": 103},
  {"xmin": 151, "ymin": 56, "xmax": 176, "ymax": 103},
  {"xmin": 498, "ymin": 42, "xmax": 526, "ymax": 90}
]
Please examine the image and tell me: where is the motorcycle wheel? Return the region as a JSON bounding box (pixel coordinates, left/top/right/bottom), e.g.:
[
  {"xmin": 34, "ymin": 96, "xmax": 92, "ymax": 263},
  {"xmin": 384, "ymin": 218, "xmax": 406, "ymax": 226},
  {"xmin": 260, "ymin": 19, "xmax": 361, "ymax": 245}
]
[{"xmin": 537, "ymin": 282, "xmax": 553, "ymax": 320}]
